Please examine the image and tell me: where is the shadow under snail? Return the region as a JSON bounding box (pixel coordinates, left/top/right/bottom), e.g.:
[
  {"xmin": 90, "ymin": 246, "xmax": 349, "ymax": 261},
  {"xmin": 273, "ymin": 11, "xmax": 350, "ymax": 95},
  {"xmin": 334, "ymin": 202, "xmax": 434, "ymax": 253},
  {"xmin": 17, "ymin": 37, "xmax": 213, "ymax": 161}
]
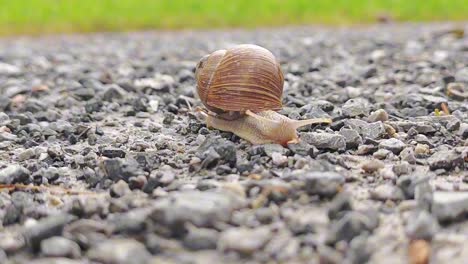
[{"xmin": 194, "ymin": 44, "xmax": 331, "ymax": 146}]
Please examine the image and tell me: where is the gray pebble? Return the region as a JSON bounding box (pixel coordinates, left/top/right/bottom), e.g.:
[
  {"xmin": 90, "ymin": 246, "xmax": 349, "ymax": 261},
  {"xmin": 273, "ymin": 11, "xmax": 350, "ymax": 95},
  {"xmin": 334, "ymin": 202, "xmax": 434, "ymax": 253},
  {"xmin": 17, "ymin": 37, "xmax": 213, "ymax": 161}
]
[
  {"xmin": 378, "ymin": 138, "xmax": 406, "ymax": 154},
  {"xmin": 87, "ymin": 238, "xmax": 151, "ymax": 264},
  {"xmin": 40, "ymin": 236, "xmax": 81, "ymax": 258}
]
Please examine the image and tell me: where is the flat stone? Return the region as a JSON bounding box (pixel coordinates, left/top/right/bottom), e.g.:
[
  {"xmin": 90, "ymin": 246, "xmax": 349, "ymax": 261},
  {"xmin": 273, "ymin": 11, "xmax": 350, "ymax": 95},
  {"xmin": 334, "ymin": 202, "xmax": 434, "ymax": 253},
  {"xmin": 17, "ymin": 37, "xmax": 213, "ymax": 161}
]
[
  {"xmin": 379, "ymin": 138, "xmax": 406, "ymax": 154},
  {"xmin": 431, "ymin": 192, "xmax": 468, "ymax": 222},
  {"xmin": 303, "ymin": 171, "xmax": 345, "ymax": 198},
  {"xmin": 87, "ymin": 238, "xmax": 151, "ymax": 264},
  {"xmin": 370, "ymin": 184, "xmax": 405, "ymax": 201},
  {"xmin": 302, "ymin": 132, "xmax": 346, "ymax": 151},
  {"xmin": 344, "ymin": 119, "xmax": 386, "ymax": 140},
  {"xmin": 428, "ymin": 150, "xmax": 464, "ymax": 171},
  {"xmin": 23, "ymin": 214, "xmax": 77, "ymax": 251},
  {"xmin": 150, "ymin": 190, "xmax": 245, "ymax": 233},
  {"xmin": 342, "ymin": 98, "xmax": 370, "ymax": 117},
  {"xmin": 218, "ymin": 226, "xmax": 272, "ymax": 255},
  {"xmin": 0, "ymin": 165, "xmax": 31, "ymax": 184},
  {"xmin": 40, "ymin": 236, "xmax": 81, "ymax": 258}
]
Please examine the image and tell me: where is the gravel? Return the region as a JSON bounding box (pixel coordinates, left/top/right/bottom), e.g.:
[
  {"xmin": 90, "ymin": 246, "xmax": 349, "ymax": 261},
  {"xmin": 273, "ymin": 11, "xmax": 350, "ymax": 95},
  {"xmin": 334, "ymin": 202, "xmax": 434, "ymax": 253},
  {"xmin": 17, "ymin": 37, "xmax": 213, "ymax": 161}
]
[{"xmin": 0, "ymin": 23, "xmax": 467, "ymax": 263}]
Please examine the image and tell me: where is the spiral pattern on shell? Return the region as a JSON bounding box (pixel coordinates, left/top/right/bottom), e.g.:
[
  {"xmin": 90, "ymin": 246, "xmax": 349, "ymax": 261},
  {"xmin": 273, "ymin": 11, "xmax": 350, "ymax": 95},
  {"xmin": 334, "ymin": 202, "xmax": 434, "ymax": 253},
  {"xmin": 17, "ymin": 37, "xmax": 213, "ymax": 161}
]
[{"xmin": 195, "ymin": 44, "xmax": 284, "ymax": 115}]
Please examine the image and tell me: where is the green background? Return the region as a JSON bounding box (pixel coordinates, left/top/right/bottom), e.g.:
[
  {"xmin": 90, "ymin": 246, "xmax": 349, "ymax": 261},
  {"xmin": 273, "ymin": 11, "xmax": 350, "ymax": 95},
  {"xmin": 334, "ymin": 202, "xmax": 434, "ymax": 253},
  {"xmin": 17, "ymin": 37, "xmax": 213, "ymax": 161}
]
[{"xmin": 1, "ymin": 0, "xmax": 467, "ymax": 36}]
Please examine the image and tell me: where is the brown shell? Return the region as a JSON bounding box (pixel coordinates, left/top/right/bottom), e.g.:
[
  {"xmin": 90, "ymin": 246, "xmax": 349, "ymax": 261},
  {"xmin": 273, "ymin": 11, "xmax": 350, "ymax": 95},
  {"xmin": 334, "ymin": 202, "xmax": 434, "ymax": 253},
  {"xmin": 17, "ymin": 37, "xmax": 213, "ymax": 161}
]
[{"xmin": 196, "ymin": 44, "xmax": 284, "ymax": 114}]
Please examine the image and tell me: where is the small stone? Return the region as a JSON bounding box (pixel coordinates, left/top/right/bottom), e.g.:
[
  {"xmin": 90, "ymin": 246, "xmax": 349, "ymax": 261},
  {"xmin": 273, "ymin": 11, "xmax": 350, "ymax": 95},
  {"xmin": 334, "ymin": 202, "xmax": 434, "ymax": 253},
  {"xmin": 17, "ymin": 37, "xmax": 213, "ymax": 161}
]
[
  {"xmin": 373, "ymin": 149, "xmax": 391, "ymax": 159},
  {"xmin": 328, "ymin": 192, "xmax": 353, "ymax": 220},
  {"xmin": 326, "ymin": 210, "xmax": 379, "ymax": 244},
  {"xmin": 393, "ymin": 161, "xmax": 412, "ymax": 176},
  {"xmin": 0, "ymin": 62, "xmax": 21, "ymax": 74},
  {"xmin": 0, "ymin": 232, "xmax": 25, "ymax": 253},
  {"xmin": 271, "ymin": 152, "xmax": 288, "ymax": 166},
  {"xmin": 40, "ymin": 236, "xmax": 81, "ymax": 258},
  {"xmin": 101, "ymin": 158, "xmax": 141, "ymax": 182},
  {"xmin": 0, "ymin": 131, "xmax": 17, "ymax": 141},
  {"xmin": 150, "ymin": 190, "xmax": 245, "ymax": 235},
  {"xmin": 303, "ymin": 171, "xmax": 345, "ymax": 198},
  {"xmin": 218, "ymin": 226, "xmax": 272, "ymax": 255},
  {"xmin": 458, "ymin": 123, "xmax": 468, "ymax": 139},
  {"xmin": 400, "ymin": 147, "xmax": 417, "ymax": 164},
  {"xmin": 23, "ymin": 214, "xmax": 76, "ymax": 251},
  {"xmin": 361, "ymin": 159, "xmax": 384, "ymax": 173},
  {"xmin": 342, "ymin": 98, "xmax": 369, "ymax": 117},
  {"xmin": 405, "ymin": 210, "xmax": 439, "ymax": 240},
  {"xmin": 339, "ymin": 128, "xmax": 362, "ymax": 149},
  {"xmin": 431, "ymin": 191, "xmax": 468, "ymax": 222},
  {"xmin": 73, "ymin": 88, "xmax": 95, "ymax": 101},
  {"xmin": 102, "ymin": 84, "xmax": 127, "ymax": 102},
  {"xmin": 262, "ymin": 144, "xmax": 286, "ymax": 157},
  {"xmin": 346, "ymin": 235, "xmax": 372, "ymax": 264},
  {"xmin": 379, "ymin": 138, "xmax": 406, "ymax": 154},
  {"xmin": 345, "ymin": 119, "xmax": 386, "ymax": 140},
  {"xmin": 428, "ymin": 150, "xmax": 464, "ymax": 171},
  {"xmin": 182, "ymin": 227, "xmax": 218, "ymax": 250},
  {"xmin": 0, "ymin": 165, "xmax": 31, "ymax": 184},
  {"xmin": 101, "ymin": 147, "xmax": 126, "ymax": 158},
  {"xmin": 397, "ymin": 174, "xmax": 431, "ymax": 201},
  {"xmin": 302, "ymin": 132, "xmax": 346, "ymax": 151},
  {"xmin": 87, "ymin": 239, "xmax": 151, "ymax": 264},
  {"xmin": 197, "ymin": 137, "xmax": 237, "ymax": 167},
  {"xmin": 145, "ymin": 234, "xmax": 181, "ymax": 255},
  {"xmin": 18, "ymin": 148, "xmax": 36, "ymax": 161},
  {"xmin": 370, "ymin": 184, "xmax": 405, "ymax": 201},
  {"xmin": 110, "ymin": 180, "xmax": 131, "ymax": 197},
  {"xmin": 414, "ymin": 144, "xmax": 430, "ymax": 156},
  {"xmin": 356, "ymin": 145, "xmax": 378, "ymax": 155},
  {"xmin": 368, "ymin": 109, "xmax": 389, "ymax": 123}
]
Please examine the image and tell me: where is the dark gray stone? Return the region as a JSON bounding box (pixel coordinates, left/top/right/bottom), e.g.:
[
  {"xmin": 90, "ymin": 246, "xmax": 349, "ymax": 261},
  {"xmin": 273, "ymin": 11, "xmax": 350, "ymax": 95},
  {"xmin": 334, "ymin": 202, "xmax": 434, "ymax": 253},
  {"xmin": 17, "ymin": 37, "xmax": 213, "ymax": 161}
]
[
  {"xmin": 428, "ymin": 150, "xmax": 464, "ymax": 171},
  {"xmin": 303, "ymin": 171, "xmax": 345, "ymax": 198},
  {"xmin": 302, "ymin": 132, "xmax": 346, "ymax": 151},
  {"xmin": 0, "ymin": 165, "xmax": 31, "ymax": 184}
]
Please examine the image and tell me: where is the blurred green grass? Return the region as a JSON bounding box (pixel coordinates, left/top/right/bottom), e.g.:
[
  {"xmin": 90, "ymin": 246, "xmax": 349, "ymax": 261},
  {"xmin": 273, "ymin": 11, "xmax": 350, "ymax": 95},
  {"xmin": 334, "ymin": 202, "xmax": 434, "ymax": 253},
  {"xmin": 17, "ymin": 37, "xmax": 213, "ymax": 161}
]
[{"xmin": 0, "ymin": 0, "xmax": 467, "ymax": 36}]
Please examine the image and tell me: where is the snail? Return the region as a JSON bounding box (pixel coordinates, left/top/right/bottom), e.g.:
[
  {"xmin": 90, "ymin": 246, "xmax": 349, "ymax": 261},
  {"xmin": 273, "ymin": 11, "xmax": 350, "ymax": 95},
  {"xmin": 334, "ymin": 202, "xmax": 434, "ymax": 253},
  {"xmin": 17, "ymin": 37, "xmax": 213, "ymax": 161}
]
[{"xmin": 194, "ymin": 44, "xmax": 331, "ymax": 146}]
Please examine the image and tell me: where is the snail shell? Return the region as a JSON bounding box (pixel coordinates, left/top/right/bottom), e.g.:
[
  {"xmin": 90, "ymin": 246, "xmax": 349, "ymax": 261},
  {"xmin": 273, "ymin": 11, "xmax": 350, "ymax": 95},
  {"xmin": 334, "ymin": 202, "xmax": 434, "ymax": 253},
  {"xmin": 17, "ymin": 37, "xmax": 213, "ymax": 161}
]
[{"xmin": 195, "ymin": 44, "xmax": 284, "ymax": 117}]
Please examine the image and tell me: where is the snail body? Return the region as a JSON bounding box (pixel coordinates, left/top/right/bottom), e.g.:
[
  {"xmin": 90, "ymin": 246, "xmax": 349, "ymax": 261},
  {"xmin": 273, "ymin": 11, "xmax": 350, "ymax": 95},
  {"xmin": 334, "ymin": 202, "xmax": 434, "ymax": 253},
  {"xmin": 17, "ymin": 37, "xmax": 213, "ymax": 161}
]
[{"xmin": 195, "ymin": 44, "xmax": 330, "ymax": 146}]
